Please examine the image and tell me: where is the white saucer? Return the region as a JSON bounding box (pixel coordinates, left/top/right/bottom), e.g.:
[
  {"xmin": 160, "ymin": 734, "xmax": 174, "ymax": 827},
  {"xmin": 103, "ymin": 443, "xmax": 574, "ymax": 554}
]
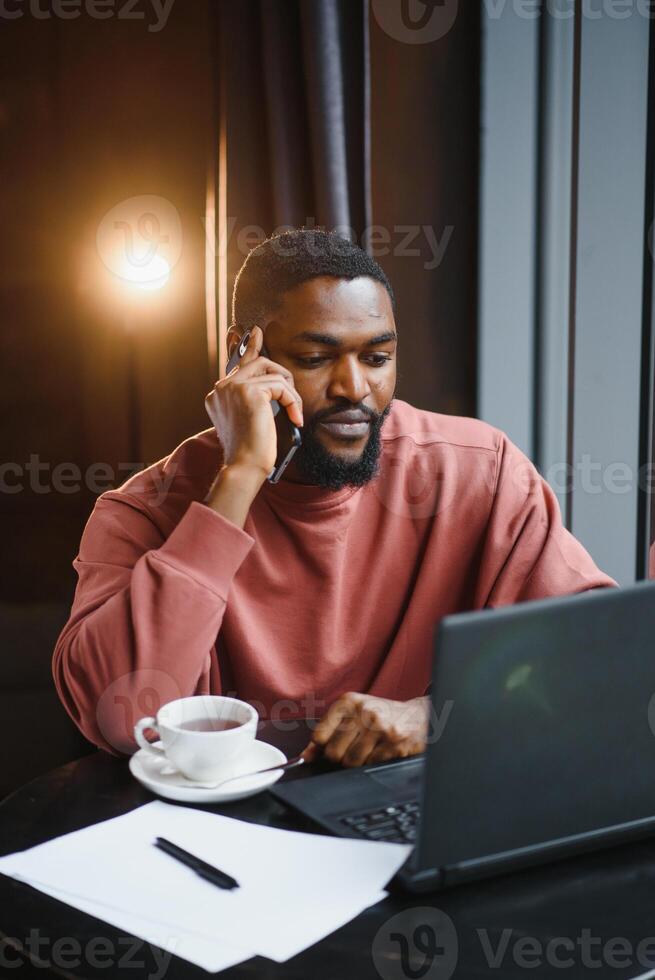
[{"xmin": 128, "ymin": 739, "xmax": 287, "ymax": 804}]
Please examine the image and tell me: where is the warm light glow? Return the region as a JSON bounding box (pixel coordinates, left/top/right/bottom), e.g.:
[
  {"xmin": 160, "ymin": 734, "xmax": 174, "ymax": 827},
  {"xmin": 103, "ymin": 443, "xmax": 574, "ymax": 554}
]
[
  {"xmin": 96, "ymin": 195, "xmax": 181, "ymax": 301},
  {"xmin": 117, "ymin": 254, "xmax": 171, "ymax": 292}
]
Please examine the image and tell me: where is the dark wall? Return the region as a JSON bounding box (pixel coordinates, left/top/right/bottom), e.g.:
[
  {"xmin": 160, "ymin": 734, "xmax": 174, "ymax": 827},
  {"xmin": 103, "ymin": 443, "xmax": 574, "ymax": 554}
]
[
  {"xmin": 0, "ymin": 3, "xmax": 215, "ymax": 602},
  {"xmin": 370, "ymin": 1, "xmax": 480, "ymax": 417}
]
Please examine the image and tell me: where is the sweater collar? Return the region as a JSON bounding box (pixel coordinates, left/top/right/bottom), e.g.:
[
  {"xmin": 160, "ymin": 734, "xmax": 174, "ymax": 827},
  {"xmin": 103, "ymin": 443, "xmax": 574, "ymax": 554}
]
[{"xmin": 259, "ymin": 477, "xmax": 363, "ymax": 511}]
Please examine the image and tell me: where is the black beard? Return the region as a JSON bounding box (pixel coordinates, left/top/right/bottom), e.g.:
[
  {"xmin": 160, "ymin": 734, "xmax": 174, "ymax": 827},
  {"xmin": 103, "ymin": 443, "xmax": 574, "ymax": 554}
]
[{"xmin": 292, "ymin": 399, "xmax": 394, "ymax": 491}]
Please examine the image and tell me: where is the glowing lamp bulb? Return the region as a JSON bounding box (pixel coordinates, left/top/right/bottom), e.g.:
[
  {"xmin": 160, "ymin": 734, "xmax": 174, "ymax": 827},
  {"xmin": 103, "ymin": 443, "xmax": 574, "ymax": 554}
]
[{"xmin": 117, "ymin": 254, "xmax": 171, "ymax": 292}]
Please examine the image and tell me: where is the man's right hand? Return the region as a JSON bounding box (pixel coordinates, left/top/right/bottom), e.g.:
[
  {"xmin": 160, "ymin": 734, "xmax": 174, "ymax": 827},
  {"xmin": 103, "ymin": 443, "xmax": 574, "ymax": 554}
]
[{"xmin": 204, "ymin": 325, "xmax": 304, "ymax": 480}]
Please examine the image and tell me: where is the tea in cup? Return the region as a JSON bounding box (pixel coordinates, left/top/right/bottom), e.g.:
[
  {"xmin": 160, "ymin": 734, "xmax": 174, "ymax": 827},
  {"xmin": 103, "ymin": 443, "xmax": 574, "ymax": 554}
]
[{"xmin": 134, "ymin": 695, "xmax": 258, "ymax": 781}]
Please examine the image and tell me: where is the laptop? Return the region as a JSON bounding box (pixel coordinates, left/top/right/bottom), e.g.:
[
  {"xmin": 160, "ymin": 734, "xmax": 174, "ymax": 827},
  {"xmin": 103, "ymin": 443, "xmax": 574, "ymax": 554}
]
[{"xmin": 271, "ymin": 580, "xmax": 655, "ymax": 892}]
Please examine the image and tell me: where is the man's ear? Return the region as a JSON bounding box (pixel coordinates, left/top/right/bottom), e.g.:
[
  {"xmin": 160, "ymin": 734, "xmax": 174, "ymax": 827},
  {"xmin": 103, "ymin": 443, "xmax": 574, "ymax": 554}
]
[{"xmin": 226, "ymin": 323, "xmax": 241, "ymax": 360}]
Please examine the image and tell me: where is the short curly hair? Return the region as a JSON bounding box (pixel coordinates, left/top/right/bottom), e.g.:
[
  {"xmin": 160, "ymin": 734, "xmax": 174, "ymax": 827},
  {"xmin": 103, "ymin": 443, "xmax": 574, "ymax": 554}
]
[{"xmin": 232, "ymin": 228, "xmax": 396, "ymax": 330}]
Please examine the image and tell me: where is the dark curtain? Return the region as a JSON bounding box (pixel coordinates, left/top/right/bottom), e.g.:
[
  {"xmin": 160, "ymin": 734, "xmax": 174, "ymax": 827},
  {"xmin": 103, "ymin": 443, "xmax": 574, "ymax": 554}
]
[
  {"xmin": 215, "ymin": 0, "xmax": 480, "ymax": 416},
  {"xmin": 260, "ymin": 0, "xmax": 371, "ymax": 232},
  {"xmin": 217, "ymin": 0, "xmax": 371, "ymax": 291}
]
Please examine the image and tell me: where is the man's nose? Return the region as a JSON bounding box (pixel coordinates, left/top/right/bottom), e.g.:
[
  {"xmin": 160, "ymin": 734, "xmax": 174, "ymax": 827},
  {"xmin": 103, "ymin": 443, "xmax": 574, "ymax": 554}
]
[{"xmin": 326, "ymin": 356, "xmax": 372, "ymax": 403}]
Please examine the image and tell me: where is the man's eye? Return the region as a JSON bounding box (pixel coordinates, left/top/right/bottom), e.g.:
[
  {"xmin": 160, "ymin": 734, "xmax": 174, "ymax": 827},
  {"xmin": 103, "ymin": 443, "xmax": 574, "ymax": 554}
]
[{"xmin": 297, "ymin": 355, "xmax": 391, "ymax": 368}]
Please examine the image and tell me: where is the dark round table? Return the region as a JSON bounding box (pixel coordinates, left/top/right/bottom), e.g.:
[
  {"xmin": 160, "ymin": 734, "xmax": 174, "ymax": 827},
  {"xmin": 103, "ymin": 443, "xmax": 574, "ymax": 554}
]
[{"xmin": 3, "ymin": 722, "xmax": 655, "ymax": 979}]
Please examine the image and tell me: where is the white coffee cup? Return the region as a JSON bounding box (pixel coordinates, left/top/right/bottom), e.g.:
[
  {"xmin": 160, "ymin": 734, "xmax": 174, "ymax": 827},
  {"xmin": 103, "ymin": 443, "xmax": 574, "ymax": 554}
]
[{"xmin": 133, "ymin": 695, "xmax": 258, "ymax": 781}]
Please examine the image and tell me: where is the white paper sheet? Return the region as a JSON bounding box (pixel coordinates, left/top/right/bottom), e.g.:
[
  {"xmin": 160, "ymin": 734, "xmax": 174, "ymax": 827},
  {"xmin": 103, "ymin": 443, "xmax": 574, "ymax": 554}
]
[
  {"xmin": 0, "ymin": 801, "xmax": 410, "ymax": 968},
  {"xmin": 4, "ymin": 878, "xmax": 252, "ymax": 975},
  {"xmin": 19, "ymin": 879, "xmax": 388, "ymax": 970}
]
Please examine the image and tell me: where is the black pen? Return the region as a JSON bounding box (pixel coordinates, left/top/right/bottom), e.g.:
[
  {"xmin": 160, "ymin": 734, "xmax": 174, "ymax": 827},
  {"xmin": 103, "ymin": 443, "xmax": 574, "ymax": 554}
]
[{"xmin": 154, "ymin": 837, "xmax": 239, "ymax": 890}]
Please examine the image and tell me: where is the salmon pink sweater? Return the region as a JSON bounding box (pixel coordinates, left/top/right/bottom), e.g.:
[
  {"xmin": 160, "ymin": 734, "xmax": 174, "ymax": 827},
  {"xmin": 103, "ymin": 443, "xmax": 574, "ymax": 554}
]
[{"xmin": 52, "ymin": 400, "xmax": 615, "ymax": 754}]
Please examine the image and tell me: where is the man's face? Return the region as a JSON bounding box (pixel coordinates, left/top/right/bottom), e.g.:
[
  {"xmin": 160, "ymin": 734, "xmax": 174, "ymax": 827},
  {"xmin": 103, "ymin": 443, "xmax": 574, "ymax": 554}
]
[{"xmin": 232, "ymin": 275, "xmax": 397, "ymax": 490}]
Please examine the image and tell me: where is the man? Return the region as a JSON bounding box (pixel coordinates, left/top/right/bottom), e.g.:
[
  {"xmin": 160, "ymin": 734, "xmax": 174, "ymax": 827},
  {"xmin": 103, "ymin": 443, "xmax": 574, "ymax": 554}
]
[{"xmin": 53, "ymin": 229, "xmax": 615, "ymax": 763}]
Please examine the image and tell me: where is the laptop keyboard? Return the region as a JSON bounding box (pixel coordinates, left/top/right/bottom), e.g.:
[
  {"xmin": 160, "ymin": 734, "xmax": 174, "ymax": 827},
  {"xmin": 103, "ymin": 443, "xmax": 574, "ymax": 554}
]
[{"xmin": 338, "ymin": 801, "xmax": 420, "ymax": 843}]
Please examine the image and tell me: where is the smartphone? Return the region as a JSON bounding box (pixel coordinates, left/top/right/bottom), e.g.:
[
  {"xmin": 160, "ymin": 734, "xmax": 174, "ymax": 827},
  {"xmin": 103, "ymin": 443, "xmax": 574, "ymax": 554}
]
[{"xmin": 225, "ymin": 333, "xmax": 302, "ymax": 484}]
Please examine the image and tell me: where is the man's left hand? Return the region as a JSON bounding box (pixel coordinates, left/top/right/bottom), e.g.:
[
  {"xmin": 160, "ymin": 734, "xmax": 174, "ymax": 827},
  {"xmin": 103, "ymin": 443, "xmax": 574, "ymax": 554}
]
[{"xmin": 303, "ymin": 693, "xmax": 429, "ymax": 768}]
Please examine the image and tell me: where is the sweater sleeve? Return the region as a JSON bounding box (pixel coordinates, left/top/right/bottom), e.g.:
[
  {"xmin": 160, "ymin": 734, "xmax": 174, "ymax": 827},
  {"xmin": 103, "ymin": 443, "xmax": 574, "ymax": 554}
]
[
  {"xmin": 52, "ymin": 494, "xmax": 255, "ymax": 756},
  {"xmin": 474, "ymin": 436, "xmax": 618, "ymax": 607}
]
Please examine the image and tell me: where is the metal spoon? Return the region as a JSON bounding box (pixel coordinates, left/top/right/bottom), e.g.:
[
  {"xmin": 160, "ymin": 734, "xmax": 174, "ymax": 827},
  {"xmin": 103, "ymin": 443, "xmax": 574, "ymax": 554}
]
[{"xmin": 179, "ymin": 754, "xmax": 306, "ymax": 790}]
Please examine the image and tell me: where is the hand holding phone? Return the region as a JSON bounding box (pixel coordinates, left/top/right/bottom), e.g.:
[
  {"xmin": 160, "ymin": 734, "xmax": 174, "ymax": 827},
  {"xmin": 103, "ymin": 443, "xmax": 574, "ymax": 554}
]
[{"xmin": 204, "ymin": 326, "xmax": 303, "ymax": 484}]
